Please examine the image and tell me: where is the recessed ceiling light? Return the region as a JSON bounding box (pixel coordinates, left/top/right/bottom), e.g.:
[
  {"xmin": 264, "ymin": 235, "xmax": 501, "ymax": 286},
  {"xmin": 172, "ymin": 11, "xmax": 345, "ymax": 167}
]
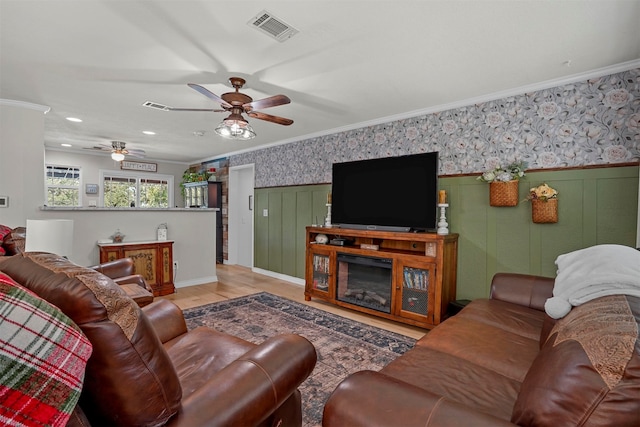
[
  {"xmin": 61, "ymin": 143, "xmax": 72, "ymax": 147},
  {"xmin": 66, "ymin": 117, "xmax": 82, "ymax": 122},
  {"xmin": 142, "ymin": 130, "xmax": 156, "ymax": 135}
]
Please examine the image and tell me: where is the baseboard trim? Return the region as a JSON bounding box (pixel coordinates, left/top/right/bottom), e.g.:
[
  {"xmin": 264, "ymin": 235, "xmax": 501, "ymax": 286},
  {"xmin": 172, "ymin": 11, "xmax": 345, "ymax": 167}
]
[
  {"xmin": 174, "ymin": 275, "xmax": 218, "ymax": 288},
  {"xmin": 251, "ymin": 267, "xmax": 305, "ymax": 287}
]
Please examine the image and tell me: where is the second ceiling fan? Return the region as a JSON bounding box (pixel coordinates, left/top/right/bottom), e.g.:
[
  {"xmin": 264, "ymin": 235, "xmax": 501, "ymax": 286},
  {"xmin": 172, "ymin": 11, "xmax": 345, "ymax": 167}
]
[
  {"xmin": 145, "ymin": 77, "xmax": 293, "ymax": 140},
  {"xmin": 84, "ymin": 141, "xmax": 145, "ymax": 161}
]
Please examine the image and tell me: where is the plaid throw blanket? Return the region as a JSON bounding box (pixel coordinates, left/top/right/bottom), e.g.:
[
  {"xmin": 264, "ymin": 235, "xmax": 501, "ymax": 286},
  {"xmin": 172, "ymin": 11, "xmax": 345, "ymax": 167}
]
[{"xmin": 0, "ymin": 272, "xmax": 92, "ymax": 426}]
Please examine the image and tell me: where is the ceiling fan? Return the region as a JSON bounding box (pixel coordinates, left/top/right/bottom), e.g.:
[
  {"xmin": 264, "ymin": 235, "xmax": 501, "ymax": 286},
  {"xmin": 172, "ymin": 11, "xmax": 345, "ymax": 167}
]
[
  {"xmin": 84, "ymin": 141, "xmax": 145, "ymax": 161},
  {"xmin": 144, "ymin": 77, "xmax": 293, "ymax": 140}
]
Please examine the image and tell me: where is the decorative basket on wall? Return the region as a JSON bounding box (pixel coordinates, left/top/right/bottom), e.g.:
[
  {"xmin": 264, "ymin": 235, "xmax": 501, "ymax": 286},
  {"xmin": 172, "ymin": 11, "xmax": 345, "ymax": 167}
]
[
  {"xmin": 531, "ymin": 199, "xmax": 558, "ymax": 223},
  {"xmin": 489, "ymin": 180, "xmax": 519, "ymax": 207}
]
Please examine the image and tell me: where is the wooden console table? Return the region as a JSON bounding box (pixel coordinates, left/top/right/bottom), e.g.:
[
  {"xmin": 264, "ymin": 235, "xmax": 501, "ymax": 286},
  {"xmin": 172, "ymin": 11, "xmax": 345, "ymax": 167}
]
[
  {"xmin": 305, "ymin": 227, "xmax": 458, "ymax": 329},
  {"xmin": 98, "ymin": 240, "xmax": 175, "ymax": 296}
]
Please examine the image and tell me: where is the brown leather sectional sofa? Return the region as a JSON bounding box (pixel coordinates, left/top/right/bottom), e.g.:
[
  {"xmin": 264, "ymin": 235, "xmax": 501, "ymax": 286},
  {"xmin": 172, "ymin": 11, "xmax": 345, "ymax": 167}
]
[
  {"xmin": 0, "ymin": 226, "xmax": 25, "ymax": 257},
  {"xmin": 4, "ymin": 225, "xmax": 638, "ymax": 426},
  {"xmin": 1, "ymin": 226, "xmax": 155, "ymax": 306},
  {"xmin": 89, "ymin": 257, "xmax": 156, "ymax": 306},
  {"xmin": 323, "ymin": 273, "xmax": 640, "ymax": 426},
  {"xmin": 1, "ymin": 252, "xmax": 317, "ymax": 426}
]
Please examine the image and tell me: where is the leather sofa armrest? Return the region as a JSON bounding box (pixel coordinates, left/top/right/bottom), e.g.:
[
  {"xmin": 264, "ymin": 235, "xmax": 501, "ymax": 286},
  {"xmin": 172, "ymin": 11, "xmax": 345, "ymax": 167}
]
[
  {"xmin": 90, "ymin": 258, "xmax": 135, "ymax": 278},
  {"xmin": 142, "ymin": 299, "xmax": 188, "ymax": 343},
  {"xmin": 113, "ymin": 274, "xmax": 153, "ymax": 292},
  {"xmin": 323, "ymin": 371, "xmax": 516, "ymax": 427},
  {"xmin": 490, "ymin": 273, "xmax": 555, "ymax": 311},
  {"xmin": 3, "ymin": 227, "xmax": 26, "ymax": 256},
  {"xmin": 167, "ymin": 334, "xmax": 317, "ymax": 427}
]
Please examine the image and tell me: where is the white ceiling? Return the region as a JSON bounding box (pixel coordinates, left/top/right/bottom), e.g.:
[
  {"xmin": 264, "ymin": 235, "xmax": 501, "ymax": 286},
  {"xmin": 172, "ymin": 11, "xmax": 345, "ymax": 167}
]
[{"xmin": 1, "ymin": 0, "xmax": 639, "ymax": 164}]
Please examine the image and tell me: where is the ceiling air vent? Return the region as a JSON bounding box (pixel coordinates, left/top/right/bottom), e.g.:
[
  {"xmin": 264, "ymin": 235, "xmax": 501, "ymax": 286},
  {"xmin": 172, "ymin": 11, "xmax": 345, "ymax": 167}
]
[
  {"xmin": 142, "ymin": 101, "xmax": 170, "ymax": 111},
  {"xmin": 248, "ymin": 10, "xmax": 298, "ymax": 42}
]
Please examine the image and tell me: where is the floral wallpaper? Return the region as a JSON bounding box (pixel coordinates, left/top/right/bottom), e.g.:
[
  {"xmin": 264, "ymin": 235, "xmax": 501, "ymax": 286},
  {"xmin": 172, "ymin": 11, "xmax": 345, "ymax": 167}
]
[{"xmin": 231, "ymin": 68, "xmax": 640, "ymax": 188}]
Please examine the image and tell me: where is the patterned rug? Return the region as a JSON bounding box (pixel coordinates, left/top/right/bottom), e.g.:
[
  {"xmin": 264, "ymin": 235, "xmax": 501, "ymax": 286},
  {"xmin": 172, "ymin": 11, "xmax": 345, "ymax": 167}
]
[{"xmin": 183, "ymin": 292, "xmax": 416, "ymax": 427}]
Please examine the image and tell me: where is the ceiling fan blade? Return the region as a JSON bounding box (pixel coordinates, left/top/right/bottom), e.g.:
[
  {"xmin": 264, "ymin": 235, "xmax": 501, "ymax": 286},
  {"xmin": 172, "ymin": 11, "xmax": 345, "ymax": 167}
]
[
  {"xmin": 187, "ymin": 83, "xmax": 232, "ymax": 109},
  {"xmin": 127, "ymin": 152, "xmax": 146, "ymax": 158},
  {"xmin": 167, "ymin": 107, "xmax": 226, "ymax": 113},
  {"xmin": 126, "ymin": 148, "xmax": 146, "ymax": 155},
  {"xmin": 244, "ymin": 94, "xmax": 291, "ymax": 111},
  {"xmin": 247, "ymin": 111, "xmax": 294, "ymax": 126},
  {"xmin": 83, "ymin": 146, "xmax": 112, "ymax": 151}
]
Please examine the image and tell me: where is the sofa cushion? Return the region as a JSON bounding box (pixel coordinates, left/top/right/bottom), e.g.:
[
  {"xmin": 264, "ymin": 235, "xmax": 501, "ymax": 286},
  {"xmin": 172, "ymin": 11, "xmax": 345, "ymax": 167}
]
[
  {"xmin": 512, "ymin": 295, "xmax": 640, "ymax": 426},
  {"xmin": 165, "ymin": 326, "xmax": 256, "ymax": 397},
  {"xmin": 455, "ymin": 298, "xmax": 546, "ymax": 341},
  {"xmin": 416, "ymin": 314, "xmax": 540, "ymax": 383},
  {"xmin": 381, "ymin": 346, "xmax": 521, "ymax": 421},
  {"xmin": 538, "ymin": 313, "xmax": 557, "ymax": 349},
  {"xmin": 0, "ymin": 253, "xmax": 183, "ymax": 426},
  {"xmin": 0, "ymin": 272, "xmax": 92, "ymax": 426}
]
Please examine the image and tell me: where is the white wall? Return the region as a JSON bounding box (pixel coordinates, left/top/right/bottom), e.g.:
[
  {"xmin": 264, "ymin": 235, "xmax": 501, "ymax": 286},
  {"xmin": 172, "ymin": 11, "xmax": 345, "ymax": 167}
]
[
  {"xmin": 42, "ymin": 151, "xmax": 218, "ymax": 286},
  {"xmin": 40, "ymin": 208, "xmax": 217, "ymax": 287},
  {"xmin": 0, "ymin": 102, "xmax": 47, "ymax": 227},
  {"xmin": 1, "ymin": 101, "xmax": 219, "ymax": 287}
]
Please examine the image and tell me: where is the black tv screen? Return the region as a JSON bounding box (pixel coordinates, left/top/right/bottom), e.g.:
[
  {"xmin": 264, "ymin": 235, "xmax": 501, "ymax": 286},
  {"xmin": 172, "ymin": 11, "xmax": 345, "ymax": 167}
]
[{"xmin": 331, "ymin": 152, "xmax": 439, "ymax": 232}]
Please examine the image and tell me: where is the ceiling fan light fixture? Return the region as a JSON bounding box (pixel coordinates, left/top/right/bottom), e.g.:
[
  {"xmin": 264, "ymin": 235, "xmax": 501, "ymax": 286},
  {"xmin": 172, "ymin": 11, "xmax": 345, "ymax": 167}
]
[
  {"xmin": 111, "ymin": 152, "xmax": 125, "ymax": 161},
  {"xmin": 215, "ymin": 116, "xmax": 256, "ymax": 140}
]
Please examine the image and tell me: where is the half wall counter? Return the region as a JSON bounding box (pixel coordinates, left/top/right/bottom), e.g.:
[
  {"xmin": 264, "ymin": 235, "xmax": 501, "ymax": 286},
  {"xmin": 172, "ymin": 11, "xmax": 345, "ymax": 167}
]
[{"xmin": 36, "ymin": 207, "xmax": 218, "ymax": 289}]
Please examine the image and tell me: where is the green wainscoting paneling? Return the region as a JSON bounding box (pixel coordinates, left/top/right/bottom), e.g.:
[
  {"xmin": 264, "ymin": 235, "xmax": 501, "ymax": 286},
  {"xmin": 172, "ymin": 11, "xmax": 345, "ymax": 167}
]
[
  {"xmin": 254, "ymin": 184, "xmax": 331, "ymax": 278},
  {"xmin": 254, "ymin": 166, "xmax": 638, "ymax": 300}
]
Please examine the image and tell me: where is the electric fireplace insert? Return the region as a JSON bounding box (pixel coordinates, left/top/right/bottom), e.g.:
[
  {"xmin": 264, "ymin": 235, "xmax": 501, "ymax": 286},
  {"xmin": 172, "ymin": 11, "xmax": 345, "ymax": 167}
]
[{"xmin": 336, "ymin": 253, "xmax": 392, "ymax": 314}]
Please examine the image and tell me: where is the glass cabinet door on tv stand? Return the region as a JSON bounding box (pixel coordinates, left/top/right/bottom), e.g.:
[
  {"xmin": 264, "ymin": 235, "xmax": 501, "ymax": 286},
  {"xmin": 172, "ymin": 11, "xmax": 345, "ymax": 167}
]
[
  {"xmin": 310, "ymin": 251, "xmax": 331, "ymax": 295},
  {"xmin": 395, "ymin": 260, "xmax": 436, "ymax": 324}
]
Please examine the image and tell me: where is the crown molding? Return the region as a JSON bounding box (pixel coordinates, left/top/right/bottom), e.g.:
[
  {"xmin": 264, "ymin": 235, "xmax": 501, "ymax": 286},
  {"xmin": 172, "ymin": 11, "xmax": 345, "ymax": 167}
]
[{"xmin": 0, "ymin": 99, "xmax": 50, "ymax": 113}]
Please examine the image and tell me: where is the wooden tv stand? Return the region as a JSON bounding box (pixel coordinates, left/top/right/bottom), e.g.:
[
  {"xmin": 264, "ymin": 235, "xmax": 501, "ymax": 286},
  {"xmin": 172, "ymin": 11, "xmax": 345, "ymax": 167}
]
[{"xmin": 304, "ymin": 227, "xmax": 458, "ymax": 329}]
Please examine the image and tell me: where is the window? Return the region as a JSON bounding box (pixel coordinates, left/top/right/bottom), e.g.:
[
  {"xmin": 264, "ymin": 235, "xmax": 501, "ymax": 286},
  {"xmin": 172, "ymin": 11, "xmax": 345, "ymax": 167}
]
[
  {"xmin": 45, "ymin": 165, "xmax": 81, "ymax": 207},
  {"xmin": 103, "ymin": 176, "xmax": 136, "ymax": 207},
  {"xmin": 101, "ymin": 170, "xmax": 173, "ymax": 208}
]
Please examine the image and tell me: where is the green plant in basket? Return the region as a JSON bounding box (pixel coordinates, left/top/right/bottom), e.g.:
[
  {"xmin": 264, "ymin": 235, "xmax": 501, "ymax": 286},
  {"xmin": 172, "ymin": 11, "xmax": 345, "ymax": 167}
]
[
  {"xmin": 526, "ymin": 183, "xmax": 558, "ymax": 202},
  {"xmin": 477, "ymin": 161, "xmax": 528, "ymax": 183},
  {"xmin": 180, "ymin": 169, "xmax": 212, "ymax": 196}
]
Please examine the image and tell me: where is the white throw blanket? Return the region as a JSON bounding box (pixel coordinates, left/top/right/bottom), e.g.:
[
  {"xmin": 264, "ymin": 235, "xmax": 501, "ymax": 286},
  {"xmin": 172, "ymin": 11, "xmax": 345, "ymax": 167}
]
[{"xmin": 544, "ymin": 244, "xmax": 640, "ymax": 319}]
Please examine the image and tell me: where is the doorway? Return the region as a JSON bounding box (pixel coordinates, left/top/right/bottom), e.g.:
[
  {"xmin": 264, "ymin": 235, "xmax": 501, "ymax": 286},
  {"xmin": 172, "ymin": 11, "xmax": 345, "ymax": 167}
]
[{"xmin": 228, "ymin": 164, "xmax": 255, "ymax": 268}]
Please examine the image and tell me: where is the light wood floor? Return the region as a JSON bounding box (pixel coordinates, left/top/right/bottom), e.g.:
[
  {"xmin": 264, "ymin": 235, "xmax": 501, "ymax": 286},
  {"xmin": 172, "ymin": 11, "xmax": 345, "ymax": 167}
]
[{"xmin": 160, "ymin": 264, "xmax": 426, "ymax": 340}]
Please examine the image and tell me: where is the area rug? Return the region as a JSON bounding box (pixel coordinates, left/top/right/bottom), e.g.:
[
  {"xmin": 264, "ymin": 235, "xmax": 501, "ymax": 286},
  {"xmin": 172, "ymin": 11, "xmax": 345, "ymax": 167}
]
[{"xmin": 183, "ymin": 292, "xmax": 416, "ymax": 427}]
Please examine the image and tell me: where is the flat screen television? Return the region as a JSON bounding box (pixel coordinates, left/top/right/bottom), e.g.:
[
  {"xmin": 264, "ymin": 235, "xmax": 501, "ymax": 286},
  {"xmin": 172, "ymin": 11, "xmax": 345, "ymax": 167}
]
[{"xmin": 330, "ymin": 152, "xmax": 439, "ymax": 232}]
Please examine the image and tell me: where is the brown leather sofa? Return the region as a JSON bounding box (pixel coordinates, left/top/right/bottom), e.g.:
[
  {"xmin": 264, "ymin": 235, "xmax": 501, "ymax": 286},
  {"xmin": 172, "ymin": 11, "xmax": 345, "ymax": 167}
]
[
  {"xmin": 0, "ymin": 226, "xmax": 25, "ymax": 257},
  {"xmin": 90, "ymin": 257, "xmax": 155, "ymax": 306},
  {"xmin": 323, "ymin": 273, "xmax": 640, "ymax": 426},
  {"xmin": 1, "ymin": 227, "xmax": 155, "ymax": 306},
  {"xmin": 89, "ymin": 257, "xmax": 146, "ymax": 287},
  {"xmin": 1, "ymin": 252, "xmax": 317, "ymax": 426}
]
